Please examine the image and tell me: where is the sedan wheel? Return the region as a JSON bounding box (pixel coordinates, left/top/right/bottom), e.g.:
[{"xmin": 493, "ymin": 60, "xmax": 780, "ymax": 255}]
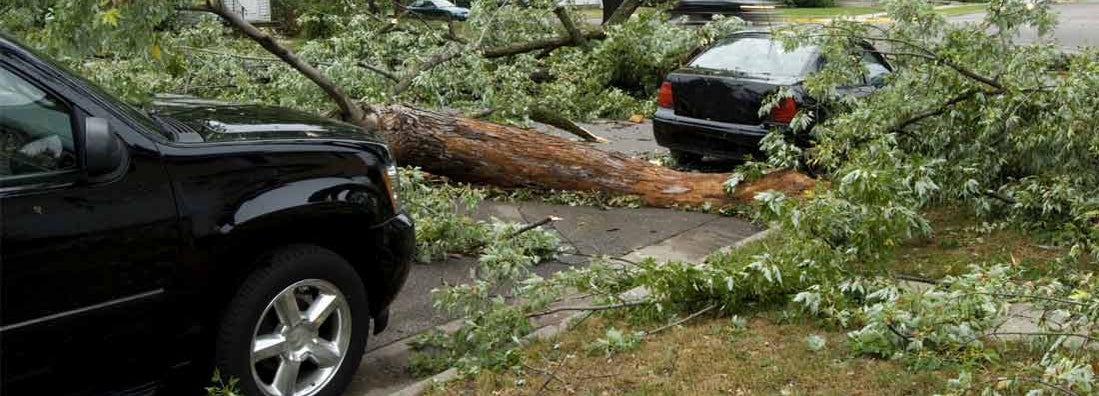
[{"xmin": 251, "ymin": 279, "xmax": 351, "ymax": 396}]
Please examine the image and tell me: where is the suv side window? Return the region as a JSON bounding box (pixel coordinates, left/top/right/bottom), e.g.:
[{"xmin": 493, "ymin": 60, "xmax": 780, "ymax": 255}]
[{"xmin": 0, "ymin": 65, "xmax": 78, "ymax": 179}]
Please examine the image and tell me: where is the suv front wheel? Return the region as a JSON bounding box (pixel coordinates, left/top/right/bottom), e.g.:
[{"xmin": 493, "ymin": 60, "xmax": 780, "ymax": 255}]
[{"xmin": 215, "ymin": 245, "xmax": 369, "ymax": 396}]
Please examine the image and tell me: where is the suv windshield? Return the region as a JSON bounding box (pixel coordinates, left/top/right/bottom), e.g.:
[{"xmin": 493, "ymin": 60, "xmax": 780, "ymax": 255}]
[
  {"xmin": 0, "ymin": 33, "xmax": 168, "ymax": 141},
  {"xmin": 689, "ymin": 36, "xmax": 817, "ymax": 79}
]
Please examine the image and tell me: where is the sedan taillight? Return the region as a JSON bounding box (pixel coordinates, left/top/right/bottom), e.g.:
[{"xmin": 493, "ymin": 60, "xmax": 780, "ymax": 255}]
[
  {"xmin": 658, "ymin": 81, "xmax": 674, "ymax": 109},
  {"xmin": 770, "ymin": 96, "xmax": 797, "ymax": 124}
]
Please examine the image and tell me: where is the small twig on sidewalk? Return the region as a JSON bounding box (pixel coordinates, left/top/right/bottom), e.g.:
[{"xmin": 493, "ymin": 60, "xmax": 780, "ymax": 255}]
[
  {"xmin": 467, "ymin": 216, "xmax": 563, "ymax": 254},
  {"xmin": 645, "ymin": 304, "xmax": 715, "ymax": 336},
  {"xmin": 526, "ymin": 300, "xmax": 647, "ymax": 318},
  {"xmin": 564, "ymin": 251, "xmax": 642, "ymax": 267},
  {"xmin": 509, "ymin": 216, "xmax": 562, "ymax": 238}
]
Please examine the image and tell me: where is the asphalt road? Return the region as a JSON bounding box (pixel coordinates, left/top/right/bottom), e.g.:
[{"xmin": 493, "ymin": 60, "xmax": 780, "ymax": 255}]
[{"xmin": 948, "ymin": 1, "xmax": 1098, "ymax": 49}]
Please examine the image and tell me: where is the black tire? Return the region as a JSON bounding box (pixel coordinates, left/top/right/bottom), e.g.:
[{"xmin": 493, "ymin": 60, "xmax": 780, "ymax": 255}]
[
  {"xmin": 670, "ymin": 150, "xmax": 703, "ymax": 167},
  {"xmin": 215, "ymin": 245, "xmax": 369, "ymax": 396}
]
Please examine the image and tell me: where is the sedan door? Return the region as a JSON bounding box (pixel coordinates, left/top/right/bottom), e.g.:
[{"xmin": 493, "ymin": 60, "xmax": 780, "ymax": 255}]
[{"xmin": 0, "ymin": 57, "xmax": 182, "ymax": 395}]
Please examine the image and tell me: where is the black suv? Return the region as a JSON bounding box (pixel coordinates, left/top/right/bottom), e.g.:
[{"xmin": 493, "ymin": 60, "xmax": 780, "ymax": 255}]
[{"xmin": 0, "ymin": 35, "xmax": 414, "ymax": 396}]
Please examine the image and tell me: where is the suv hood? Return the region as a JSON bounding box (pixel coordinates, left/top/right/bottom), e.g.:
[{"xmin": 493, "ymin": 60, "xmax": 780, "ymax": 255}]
[{"xmin": 149, "ymin": 94, "xmax": 385, "ymax": 145}]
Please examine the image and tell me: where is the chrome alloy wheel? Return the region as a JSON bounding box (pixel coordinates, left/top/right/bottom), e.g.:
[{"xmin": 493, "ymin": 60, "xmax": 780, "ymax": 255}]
[{"xmin": 250, "ymin": 279, "xmax": 352, "ymax": 396}]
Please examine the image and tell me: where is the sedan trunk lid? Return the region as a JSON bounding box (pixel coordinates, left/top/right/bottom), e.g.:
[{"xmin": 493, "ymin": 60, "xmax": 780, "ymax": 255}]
[{"xmin": 667, "ymin": 33, "xmax": 817, "ymax": 125}]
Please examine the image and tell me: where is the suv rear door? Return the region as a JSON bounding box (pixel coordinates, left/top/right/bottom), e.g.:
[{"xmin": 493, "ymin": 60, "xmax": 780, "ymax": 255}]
[{"xmin": 0, "ymin": 52, "xmax": 182, "ymax": 395}]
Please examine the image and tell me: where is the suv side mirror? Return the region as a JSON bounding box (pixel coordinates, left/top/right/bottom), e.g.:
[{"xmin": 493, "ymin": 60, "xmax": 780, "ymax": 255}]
[{"xmin": 84, "ymin": 117, "xmax": 124, "ymax": 177}]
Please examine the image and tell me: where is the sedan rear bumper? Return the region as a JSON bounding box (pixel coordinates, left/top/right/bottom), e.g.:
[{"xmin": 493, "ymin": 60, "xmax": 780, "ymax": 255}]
[{"xmin": 652, "ymin": 108, "xmax": 769, "ymax": 159}]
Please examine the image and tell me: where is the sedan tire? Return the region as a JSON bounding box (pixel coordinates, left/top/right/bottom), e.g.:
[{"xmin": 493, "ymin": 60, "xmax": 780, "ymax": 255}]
[
  {"xmin": 670, "ymin": 149, "xmax": 704, "ymax": 167},
  {"xmin": 215, "ymin": 245, "xmax": 369, "ymax": 396}
]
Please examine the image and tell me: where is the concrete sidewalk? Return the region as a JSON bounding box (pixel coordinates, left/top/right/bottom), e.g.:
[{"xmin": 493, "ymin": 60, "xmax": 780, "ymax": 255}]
[
  {"xmin": 343, "ymin": 199, "xmax": 1077, "ymax": 396},
  {"xmin": 531, "ymin": 119, "xmax": 664, "ymax": 158},
  {"xmin": 342, "ymin": 200, "xmax": 759, "ymax": 395}
]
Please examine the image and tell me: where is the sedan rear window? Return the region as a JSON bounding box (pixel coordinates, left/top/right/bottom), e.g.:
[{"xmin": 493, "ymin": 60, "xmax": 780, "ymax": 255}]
[{"xmin": 689, "ymin": 37, "xmax": 817, "ymax": 78}]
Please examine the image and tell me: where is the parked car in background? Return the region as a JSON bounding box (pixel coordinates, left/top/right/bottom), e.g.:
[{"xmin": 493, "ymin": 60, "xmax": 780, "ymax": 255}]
[
  {"xmin": 407, "ymin": 0, "xmax": 470, "ymax": 21},
  {"xmin": 0, "ymin": 33, "xmax": 414, "ymax": 396},
  {"xmin": 667, "ymin": 0, "xmax": 779, "ymax": 24},
  {"xmin": 653, "ymin": 31, "xmax": 891, "ymax": 164}
]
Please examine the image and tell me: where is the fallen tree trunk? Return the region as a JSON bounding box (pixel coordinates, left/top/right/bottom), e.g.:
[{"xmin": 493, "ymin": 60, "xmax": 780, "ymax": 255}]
[
  {"xmin": 189, "ymin": 3, "xmax": 816, "ymax": 208},
  {"xmin": 371, "ymin": 105, "xmax": 816, "ymax": 207}
]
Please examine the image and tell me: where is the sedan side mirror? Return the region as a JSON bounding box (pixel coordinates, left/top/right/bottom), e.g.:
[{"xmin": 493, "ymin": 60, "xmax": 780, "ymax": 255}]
[{"xmin": 84, "ymin": 117, "xmax": 124, "ymax": 177}]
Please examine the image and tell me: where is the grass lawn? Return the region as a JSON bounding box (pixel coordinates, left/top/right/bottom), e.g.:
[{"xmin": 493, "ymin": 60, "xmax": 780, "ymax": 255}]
[
  {"xmin": 885, "ymin": 207, "xmax": 1092, "ymax": 281},
  {"xmin": 430, "ymin": 315, "xmax": 954, "ymax": 395},
  {"xmin": 935, "ymin": 4, "xmax": 989, "ymax": 17},
  {"xmin": 778, "ymin": 6, "xmax": 885, "ymax": 19},
  {"xmin": 429, "ymin": 311, "xmax": 1060, "ymax": 395}
]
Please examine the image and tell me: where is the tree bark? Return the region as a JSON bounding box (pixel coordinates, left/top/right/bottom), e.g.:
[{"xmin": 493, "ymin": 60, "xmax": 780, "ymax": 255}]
[
  {"xmin": 529, "ymin": 107, "xmax": 606, "ymax": 142},
  {"xmin": 603, "ymin": 0, "xmax": 642, "ymax": 26},
  {"xmin": 553, "ymin": 6, "xmax": 588, "ymax": 49},
  {"xmin": 372, "ymin": 105, "xmax": 816, "ymax": 207}
]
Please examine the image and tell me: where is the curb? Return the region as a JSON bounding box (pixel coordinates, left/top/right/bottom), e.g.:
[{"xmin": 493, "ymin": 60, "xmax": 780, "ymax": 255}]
[
  {"xmin": 387, "ymin": 368, "xmax": 458, "ymax": 396},
  {"xmin": 384, "ymin": 226, "xmax": 778, "ymax": 395}
]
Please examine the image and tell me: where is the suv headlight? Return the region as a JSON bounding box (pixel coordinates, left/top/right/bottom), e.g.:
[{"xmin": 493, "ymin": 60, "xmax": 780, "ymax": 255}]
[{"xmin": 382, "ymin": 164, "xmax": 400, "ymax": 213}]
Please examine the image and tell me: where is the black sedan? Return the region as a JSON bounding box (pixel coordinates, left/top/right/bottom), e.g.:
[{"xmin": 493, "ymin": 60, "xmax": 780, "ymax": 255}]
[
  {"xmin": 653, "ymin": 31, "xmax": 890, "ymax": 164},
  {"xmin": 407, "ymin": 0, "xmax": 470, "ymax": 21}
]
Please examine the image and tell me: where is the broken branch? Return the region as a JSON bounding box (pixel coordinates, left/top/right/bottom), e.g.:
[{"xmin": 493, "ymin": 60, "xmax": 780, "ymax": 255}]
[
  {"xmin": 891, "ymin": 88, "xmax": 980, "ymax": 133},
  {"xmin": 357, "ymin": 61, "xmax": 400, "ymax": 82},
  {"xmin": 530, "ymin": 107, "xmax": 607, "ymax": 143},
  {"xmin": 508, "ymin": 216, "xmax": 561, "ymax": 238},
  {"xmin": 392, "ymin": 46, "xmax": 463, "ymax": 95},
  {"xmin": 645, "ymin": 304, "xmax": 715, "ymax": 336},
  {"xmin": 603, "ymin": 0, "xmax": 642, "ymax": 26},
  {"xmin": 481, "ymin": 30, "xmax": 607, "ymax": 58},
  {"xmin": 445, "ymin": 21, "xmax": 469, "ymax": 44},
  {"xmin": 189, "ymin": 0, "xmax": 366, "ymax": 123},
  {"xmin": 526, "ymin": 300, "xmax": 647, "ymax": 318},
  {"xmin": 553, "ymin": 6, "xmax": 588, "ymax": 49}
]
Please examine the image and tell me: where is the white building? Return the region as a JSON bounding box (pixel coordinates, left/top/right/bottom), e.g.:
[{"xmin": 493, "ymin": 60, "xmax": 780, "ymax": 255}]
[
  {"xmin": 558, "ymin": 0, "xmax": 603, "ymax": 7},
  {"xmin": 222, "ymin": 0, "xmax": 272, "ymax": 23}
]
